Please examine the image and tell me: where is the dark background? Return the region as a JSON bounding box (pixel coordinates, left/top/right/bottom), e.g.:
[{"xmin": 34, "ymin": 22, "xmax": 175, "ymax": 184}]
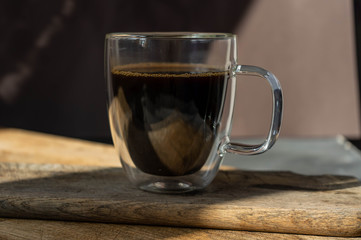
[
  {"xmin": 0, "ymin": 0, "xmax": 252, "ymax": 143},
  {"xmin": 0, "ymin": 0, "xmax": 360, "ymax": 148},
  {"xmin": 352, "ymin": 0, "xmax": 361, "ymax": 149}
]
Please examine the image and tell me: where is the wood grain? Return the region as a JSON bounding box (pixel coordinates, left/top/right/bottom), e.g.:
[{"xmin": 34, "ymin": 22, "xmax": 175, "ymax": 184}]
[
  {"xmin": 0, "ymin": 218, "xmax": 355, "ymax": 240},
  {"xmin": 0, "ymin": 161, "xmax": 360, "ymax": 237},
  {"xmin": 0, "ymin": 128, "xmax": 119, "ymax": 166},
  {"xmin": 0, "ymin": 128, "xmax": 360, "ymax": 237}
]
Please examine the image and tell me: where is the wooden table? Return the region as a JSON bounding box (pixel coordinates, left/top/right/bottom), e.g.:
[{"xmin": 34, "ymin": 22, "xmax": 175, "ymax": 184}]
[{"xmin": 0, "ymin": 128, "xmax": 360, "ymax": 239}]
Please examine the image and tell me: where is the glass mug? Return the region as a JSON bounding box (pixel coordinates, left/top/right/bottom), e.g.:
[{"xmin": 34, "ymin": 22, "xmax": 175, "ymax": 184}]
[{"xmin": 105, "ymin": 32, "xmax": 283, "ymax": 193}]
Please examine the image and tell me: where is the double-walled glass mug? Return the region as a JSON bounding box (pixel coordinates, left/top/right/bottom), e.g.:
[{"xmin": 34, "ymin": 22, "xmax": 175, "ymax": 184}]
[{"xmin": 105, "ymin": 32, "xmax": 283, "ymax": 193}]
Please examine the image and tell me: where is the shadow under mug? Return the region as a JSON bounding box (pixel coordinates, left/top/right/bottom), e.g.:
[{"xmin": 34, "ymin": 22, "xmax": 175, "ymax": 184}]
[{"xmin": 105, "ymin": 32, "xmax": 283, "ymax": 193}]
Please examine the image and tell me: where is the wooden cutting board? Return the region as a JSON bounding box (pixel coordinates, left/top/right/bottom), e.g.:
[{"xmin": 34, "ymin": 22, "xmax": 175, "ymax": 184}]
[{"xmin": 0, "ymin": 129, "xmax": 360, "ymax": 237}]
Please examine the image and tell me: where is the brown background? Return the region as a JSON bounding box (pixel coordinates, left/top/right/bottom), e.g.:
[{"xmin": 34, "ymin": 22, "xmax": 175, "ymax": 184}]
[
  {"xmin": 0, "ymin": 0, "xmax": 359, "ymax": 139},
  {"xmin": 232, "ymin": 0, "xmax": 360, "ymax": 138}
]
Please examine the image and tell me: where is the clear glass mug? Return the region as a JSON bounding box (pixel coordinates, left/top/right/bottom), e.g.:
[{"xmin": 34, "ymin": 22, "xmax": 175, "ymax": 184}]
[{"xmin": 105, "ymin": 32, "xmax": 283, "ymax": 193}]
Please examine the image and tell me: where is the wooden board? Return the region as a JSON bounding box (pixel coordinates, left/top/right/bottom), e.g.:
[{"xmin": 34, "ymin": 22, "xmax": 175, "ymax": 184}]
[
  {"xmin": 0, "ymin": 128, "xmax": 360, "ymax": 237},
  {"xmin": 0, "ymin": 161, "xmax": 360, "ymax": 237},
  {"xmin": 0, "ymin": 218, "xmax": 356, "ymax": 240},
  {"xmin": 0, "ymin": 128, "xmax": 119, "ymax": 167}
]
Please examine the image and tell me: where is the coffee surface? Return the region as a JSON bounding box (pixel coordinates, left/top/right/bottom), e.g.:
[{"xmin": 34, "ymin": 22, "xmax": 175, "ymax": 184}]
[{"xmin": 111, "ymin": 63, "xmax": 227, "ymax": 176}]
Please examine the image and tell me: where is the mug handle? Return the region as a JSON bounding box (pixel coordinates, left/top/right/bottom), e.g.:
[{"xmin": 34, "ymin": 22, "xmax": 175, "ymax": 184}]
[{"xmin": 221, "ymin": 65, "xmax": 283, "ymax": 155}]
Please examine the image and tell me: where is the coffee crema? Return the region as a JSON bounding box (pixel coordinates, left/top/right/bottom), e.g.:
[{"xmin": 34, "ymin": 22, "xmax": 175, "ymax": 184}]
[{"xmin": 111, "ymin": 63, "xmax": 227, "ymax": 176}]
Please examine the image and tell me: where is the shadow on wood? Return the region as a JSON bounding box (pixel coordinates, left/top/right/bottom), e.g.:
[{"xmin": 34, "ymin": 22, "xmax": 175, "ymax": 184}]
[{"xmin": 0, "ymin": 162, "xmax": 360, "ymax": 237}]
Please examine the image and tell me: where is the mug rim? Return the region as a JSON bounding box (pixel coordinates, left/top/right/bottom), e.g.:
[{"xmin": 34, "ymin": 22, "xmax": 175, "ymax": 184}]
[{"xmin": 105, "ymin": 32, "xmax": 235, "ymax": 39}]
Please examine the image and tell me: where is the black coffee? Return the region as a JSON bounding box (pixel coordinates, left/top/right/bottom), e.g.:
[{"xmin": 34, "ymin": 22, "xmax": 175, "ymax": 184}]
[{"xmin": 111, "ymin": 63, "xmax": 227, "ymax": 176}]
